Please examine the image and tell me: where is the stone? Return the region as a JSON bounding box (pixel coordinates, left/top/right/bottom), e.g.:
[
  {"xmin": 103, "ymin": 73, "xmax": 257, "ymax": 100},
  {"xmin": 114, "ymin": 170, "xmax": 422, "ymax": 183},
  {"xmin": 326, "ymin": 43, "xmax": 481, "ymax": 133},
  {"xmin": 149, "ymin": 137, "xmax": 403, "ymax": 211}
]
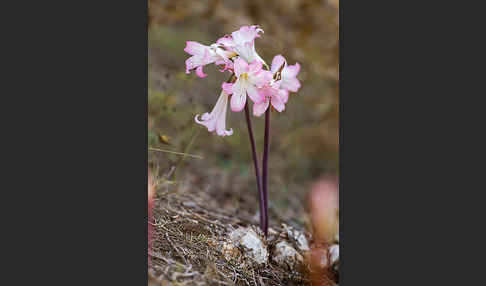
[
  {"xmin": 228, "ymin": 226, "xmax": 268, "ymax": 265},
  {"xmin": 272, "ymin": 241, "xmax": 304, "ymax": 270},
  {"xmin": 282, "ymin": 224, "xmax": 310, "ymax": 251},
  {"xmin": 329, "ymin": 244, "xmax": 339, "ymax": 271},
  {"xmin": 182, "ymin": 201, "xmax": 197, "ymax": 208},
  {"xmin": 295, "ymin": 232, "xmax": 310, "ymax": 252}
]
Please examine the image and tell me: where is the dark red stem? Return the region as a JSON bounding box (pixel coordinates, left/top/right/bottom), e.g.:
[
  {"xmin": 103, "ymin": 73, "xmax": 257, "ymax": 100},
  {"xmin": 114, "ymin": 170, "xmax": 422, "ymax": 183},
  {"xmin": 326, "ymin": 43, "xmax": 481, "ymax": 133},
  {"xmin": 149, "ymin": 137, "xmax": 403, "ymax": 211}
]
[
  {"xmin": 244, "ymin": 103, "xmax": 266, "ymax": 234},
  {"xmin": 262, "ymin": 108, "xmax": 271, "ymax": 236}
]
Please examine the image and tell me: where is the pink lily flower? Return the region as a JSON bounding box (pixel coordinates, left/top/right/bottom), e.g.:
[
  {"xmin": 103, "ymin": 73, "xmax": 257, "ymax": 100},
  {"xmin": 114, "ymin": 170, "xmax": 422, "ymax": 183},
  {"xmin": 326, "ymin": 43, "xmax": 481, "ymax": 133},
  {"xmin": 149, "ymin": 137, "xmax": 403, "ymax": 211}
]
[
  {"xmin": 217, "ymin": 25, "xmax": 266, "ymax": 66},
  {"xmin": 194, "ymin": 90, "xmax": 233, "ymax": 137},
  {"xmin": 251, "ymin": 55, "xmax": 301, "ymax": 116},
  {"xmin": 270, "ymin": 54, "xmax": 301, "ymax": 95},
  {"xmin": 184, "ymin": 41, "xmax": 236, "ymax": 78},
  {"xmin": 222, "ymin": 57, "xmax": 273, "ymax": 112},
  {"xmin": 253, "ymin": 80, "xmax": 289, "ymax": 117}
]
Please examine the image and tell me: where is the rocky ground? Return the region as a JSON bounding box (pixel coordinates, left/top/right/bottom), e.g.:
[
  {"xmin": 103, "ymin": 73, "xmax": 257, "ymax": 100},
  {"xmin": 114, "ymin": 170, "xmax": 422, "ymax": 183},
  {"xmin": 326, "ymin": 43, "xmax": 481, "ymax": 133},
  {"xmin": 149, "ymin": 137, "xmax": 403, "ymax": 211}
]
[{"xmin": 148, "ymin": 186, "xmax": 339, "ymax": 286}]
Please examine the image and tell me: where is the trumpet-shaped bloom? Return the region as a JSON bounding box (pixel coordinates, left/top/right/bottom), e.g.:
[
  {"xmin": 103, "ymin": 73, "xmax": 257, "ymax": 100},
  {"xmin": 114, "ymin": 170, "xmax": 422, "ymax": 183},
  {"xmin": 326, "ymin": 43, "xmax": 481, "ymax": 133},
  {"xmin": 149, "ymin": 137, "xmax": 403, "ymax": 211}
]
[
  {"xmin": 222, "ymin": 57, "xmax": 273, "ymax": 112},
  {"xmin": 217, "ymin": 25, "xmax": 266, "ymax": 66},
  {"xmin": 253, "ymin": 81, "xmax": 289, "ymax": 117},
  {"xmin": 270, "ymin": 54, "xmax": 301, "ymax": 93},
  {"xmin": 184, "ymin": 41, "xmax": 236, "ymax": 78},
  {"xmin": 195, "ymin": 90, "xmax": 233, "ymax": 136}
]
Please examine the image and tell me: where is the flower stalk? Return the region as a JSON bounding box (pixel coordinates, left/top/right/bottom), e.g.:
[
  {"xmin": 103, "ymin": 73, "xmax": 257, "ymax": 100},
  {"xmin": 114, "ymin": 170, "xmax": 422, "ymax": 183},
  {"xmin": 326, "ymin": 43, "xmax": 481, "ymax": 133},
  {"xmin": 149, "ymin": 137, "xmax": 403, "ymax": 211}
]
[
  {"xmin": 244, "ymin": 102, "xmax": 265, "ymax": 233},
  {"xmin": 261, "ymin": 107, "xmax": 271, "ymax": 236}
]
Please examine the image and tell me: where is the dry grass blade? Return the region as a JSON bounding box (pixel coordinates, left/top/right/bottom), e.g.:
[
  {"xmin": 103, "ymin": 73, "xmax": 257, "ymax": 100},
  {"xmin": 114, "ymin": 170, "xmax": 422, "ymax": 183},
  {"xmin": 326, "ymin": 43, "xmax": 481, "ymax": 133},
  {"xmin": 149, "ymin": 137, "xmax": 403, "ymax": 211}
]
[{"xmin": 149, "ymin": 147, "xmax": 204, "ymax": 159}]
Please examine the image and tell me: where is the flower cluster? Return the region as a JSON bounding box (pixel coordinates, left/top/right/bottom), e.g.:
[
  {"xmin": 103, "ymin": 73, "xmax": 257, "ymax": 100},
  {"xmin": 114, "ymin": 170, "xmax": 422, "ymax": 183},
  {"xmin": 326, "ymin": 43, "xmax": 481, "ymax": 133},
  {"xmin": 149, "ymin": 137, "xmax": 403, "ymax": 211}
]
[{"xmin": 185, "ymin": 25, "xmax": 301, "ymax": 136}]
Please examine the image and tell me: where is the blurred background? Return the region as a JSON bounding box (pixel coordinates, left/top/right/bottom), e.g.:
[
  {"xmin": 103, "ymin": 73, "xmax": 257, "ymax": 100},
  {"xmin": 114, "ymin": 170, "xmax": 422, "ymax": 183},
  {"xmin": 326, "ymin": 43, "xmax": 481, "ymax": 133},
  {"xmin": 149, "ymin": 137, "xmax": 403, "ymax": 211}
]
[{"xmin": 148, "ymin": 0, "xmax": 338, "ymax": 230}]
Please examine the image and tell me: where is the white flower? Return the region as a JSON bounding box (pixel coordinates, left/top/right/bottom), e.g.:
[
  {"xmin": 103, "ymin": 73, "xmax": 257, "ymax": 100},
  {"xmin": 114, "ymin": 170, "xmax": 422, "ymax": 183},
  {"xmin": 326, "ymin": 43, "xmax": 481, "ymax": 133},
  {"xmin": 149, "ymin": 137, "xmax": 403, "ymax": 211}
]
[
  {"xmin": 221, "ymin": 57, "xmax": 273, "ymax": 112},
  {"xmin": 195, "ymin": 90, "xmax": 233, "ymax": 136},
  {"xmin": 184, "ymin": 41, "xmax": 236, "ymax": 78},
  {"xmin": 217, "ymin": 25, "xmax": 266, "ymax": 66}
]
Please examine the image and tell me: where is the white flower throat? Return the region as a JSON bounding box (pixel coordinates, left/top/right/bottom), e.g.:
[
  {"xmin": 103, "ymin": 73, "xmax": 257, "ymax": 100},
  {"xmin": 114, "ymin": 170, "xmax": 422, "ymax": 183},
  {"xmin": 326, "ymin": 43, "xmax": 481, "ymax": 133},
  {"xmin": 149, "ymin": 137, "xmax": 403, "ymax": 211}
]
[{"xmin": 240, "ymin": 73, "xmax": 249, "ymax": 80}]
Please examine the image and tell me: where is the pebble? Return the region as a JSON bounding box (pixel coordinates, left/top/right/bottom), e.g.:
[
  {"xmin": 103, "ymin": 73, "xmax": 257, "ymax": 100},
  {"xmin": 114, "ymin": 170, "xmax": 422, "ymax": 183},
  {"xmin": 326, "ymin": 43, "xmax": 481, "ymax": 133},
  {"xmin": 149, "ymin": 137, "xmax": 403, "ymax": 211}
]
[
  {"xmin": 272, "ymin": 241, "xmax": 304, "ymax": 270},
  {"xmin": 329, "ymin": 244, "xmax": 339, "ymax": 271},
  {"xmin": 228, "ymin": 227, "xmax": 268, "ymax": 265},
  {"xmin": 282, "ymin": 224, "xmax": 310, "ymax": 251}
]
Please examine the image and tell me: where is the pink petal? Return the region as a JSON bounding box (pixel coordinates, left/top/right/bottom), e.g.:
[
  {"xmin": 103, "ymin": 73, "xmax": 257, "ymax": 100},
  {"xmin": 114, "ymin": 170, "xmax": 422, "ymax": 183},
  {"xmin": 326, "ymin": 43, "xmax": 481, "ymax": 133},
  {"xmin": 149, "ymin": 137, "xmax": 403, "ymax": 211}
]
[
  {"xmin": 185, "ymin": 58, "xmax": 192, "ymax": 74},
  {"xmin": 216, "ymin": 36, "xmax": 234, "ymax": 48},
  {"xmin": 194, "ymin": 113, "xmax": 205, "ymax": 124},
  {"xmin": 184, "ymin": 41, "xmax": 206, "ymax": 56},
  {"xmin": 249, "ymin": 70, "xmax": 272, "ymax": 87},
  {"xmin": 271, "ymin": 80, "xmax": 281, "ymax": 90},
  {"xmin": 195, "ymin": 92, "xmax": 233, "ymax": 136},
  {"xmin": 232, "ymin": 25, "xmax": 263, "ymax": 45},
  {"xmin": 246, "ymin": 85, "xmax": 264, "ymax": 104},
  {"xmin": 248, "ymin": 60, "xmax": 263, "ymax": 73},
  {"xmin": 234, "ymin": 57, "xmax": 248, "ymax": 77},
  {"xmin": 185, "ymin": 57, "xmax": 196, "ymax": 73},
  {"xmin": 215, "ymin": 111, "xmax": 233, "ymax": 136},
  {"xmin": 218, "ymin": 59, "xmax": 235, "ymax": 72},
  {"xmin": 271, "ymin": 54, "xmax": 286, "ymax": 74},
  {"xmin": 201, "ymin": 49, "xmax": 212, "ymax": 64},
  {"xmin": 215, "ymin": 94, "xmax": 233, "ymax": 136},
  {"xmin": 284, "ymin": 63, "xmax": 301, "ymax": 78},
  {"xmin": 195, "ymin": 113, "xmax": 215, "ymax": 132},
  {"xmin": 257, "ymin": 84, "xmax": 274, "ymax": 99},
  {"xmin": 214, "ymin": 59, "xmax": 224, "ymax": 66},
  {"xmin": 230, "ymin": 90, "xmax": 246, "ymax": 112},
  {"xmin": 282, "ymin": 77, "xmax": 301, "ymax": 92},
  {"xmin": 253, "ymin": 100, "xmax": 269, "ymax": 117},
  {"xmin": 277, "ymin": 89, "xmax": 289, "ymax": 104},
  {"xmin": 271, "ymin": 93, "xmax": 286, "ymax": 112},
  {"xmin": 195, "ymin": 66, "xmax": 207, "ymax": 78},
  {"xmin": 221, "ymin": 82, "xmax": 234, "ymax": 95},
  {"xmin": 217, "ymin": 128, "xmax": 233, "ymax": 137}
]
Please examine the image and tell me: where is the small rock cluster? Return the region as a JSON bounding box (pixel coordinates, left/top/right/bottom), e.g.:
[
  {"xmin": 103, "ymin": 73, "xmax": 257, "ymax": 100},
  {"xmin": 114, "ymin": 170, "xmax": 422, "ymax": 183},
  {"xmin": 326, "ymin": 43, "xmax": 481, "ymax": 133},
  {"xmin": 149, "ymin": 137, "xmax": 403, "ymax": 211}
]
[
  {"xmin": 219, "ymin": 224, "xmax": 339, "ymax": 283},
  {"xmin": 221, "ymin": 224, "xmax": 311, "ymax": 270}
]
